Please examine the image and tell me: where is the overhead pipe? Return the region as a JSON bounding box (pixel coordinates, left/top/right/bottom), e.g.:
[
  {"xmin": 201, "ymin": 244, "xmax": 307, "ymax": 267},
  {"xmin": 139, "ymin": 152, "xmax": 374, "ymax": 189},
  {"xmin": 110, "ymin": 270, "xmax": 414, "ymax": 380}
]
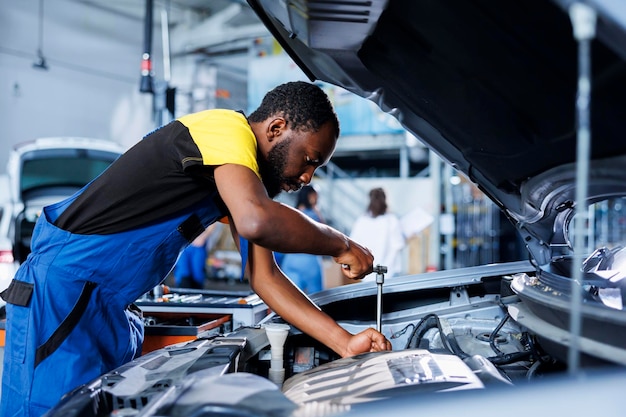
[
  {"xmin": 567, "ymin": 2, "xmax": 596, "ymax": 376},
  {"xmin": 161, "ymin": 2, "xmax": 176, "ymax": 122},
  {"xmin": 161, "ymin": 6, "xmax": 171, "ymax": 84},
  {"xmin": 139, "ymin": 0, "xmax": 154, "ymax": 93}
]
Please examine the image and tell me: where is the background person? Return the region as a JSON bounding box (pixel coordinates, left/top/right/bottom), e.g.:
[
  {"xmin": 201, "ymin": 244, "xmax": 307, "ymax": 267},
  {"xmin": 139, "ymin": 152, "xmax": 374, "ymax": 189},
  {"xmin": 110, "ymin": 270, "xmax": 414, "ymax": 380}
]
[
  {"xmin": 173, "ymin": 223, "xmax": 220, "ymax": 288},
  {"xmin": 279, "ymin": 185, "xmax": 325, "ymax": 293},
  {"xmin": 350, "ymin": 187, "xmax": 406, "ymax": 281},
  {"xmin": 0, "ymin": 81, "xmax": 391, "ymax": 417}
]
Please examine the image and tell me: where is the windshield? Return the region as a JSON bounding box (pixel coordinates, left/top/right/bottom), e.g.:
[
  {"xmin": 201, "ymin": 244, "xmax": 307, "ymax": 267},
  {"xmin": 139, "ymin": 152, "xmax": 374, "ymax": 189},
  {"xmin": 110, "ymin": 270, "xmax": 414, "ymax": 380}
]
[{"xmin": 20, "ymin": 149, "xmax": 119, "ymax": 196}]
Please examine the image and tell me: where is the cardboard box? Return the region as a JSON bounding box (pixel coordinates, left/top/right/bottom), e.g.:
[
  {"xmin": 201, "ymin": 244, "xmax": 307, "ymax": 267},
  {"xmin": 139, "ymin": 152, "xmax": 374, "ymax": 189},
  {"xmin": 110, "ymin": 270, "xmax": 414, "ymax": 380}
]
[{"xmin": 322, "ymin": 258, "xmax": 357, "ymax": 289}]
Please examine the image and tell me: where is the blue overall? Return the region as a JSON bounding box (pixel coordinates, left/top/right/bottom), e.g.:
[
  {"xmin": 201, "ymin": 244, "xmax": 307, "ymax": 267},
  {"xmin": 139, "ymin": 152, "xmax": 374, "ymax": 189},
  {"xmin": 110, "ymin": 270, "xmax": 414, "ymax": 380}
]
[{"xmin": 0, "ymin": 187, "xmax": 225, "ymax": 417}]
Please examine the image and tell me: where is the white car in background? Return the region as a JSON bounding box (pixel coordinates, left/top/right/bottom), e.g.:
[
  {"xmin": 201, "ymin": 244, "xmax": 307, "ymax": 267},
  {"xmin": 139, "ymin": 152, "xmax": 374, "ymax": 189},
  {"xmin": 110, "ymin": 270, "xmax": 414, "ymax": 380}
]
[{"xmin": 0, "ymin": 137, "xmax": 125, "ymax": 314}]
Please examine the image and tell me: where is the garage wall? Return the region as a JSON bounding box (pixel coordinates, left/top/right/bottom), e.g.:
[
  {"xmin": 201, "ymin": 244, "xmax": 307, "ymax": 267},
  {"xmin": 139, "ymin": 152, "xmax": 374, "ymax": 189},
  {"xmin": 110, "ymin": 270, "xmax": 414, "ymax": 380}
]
[{"xmin": 0, "ymin": 0, "xmax": 160, "ymax": 170}]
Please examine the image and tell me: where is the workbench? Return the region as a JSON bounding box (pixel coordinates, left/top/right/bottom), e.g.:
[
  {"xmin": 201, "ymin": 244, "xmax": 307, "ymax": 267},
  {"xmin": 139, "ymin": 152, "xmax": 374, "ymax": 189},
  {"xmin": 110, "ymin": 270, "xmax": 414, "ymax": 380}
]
[{"xmin": 135, "ymin": 288, "xmax": 270, "ymax": 354}]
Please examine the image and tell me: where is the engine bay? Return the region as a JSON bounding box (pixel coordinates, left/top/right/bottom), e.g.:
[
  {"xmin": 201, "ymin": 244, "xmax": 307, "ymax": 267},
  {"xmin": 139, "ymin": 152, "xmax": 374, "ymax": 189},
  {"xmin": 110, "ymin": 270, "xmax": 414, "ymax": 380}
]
[{"xmin": 46, "ymin": 259, "xmax": 626, "ymax": 417}]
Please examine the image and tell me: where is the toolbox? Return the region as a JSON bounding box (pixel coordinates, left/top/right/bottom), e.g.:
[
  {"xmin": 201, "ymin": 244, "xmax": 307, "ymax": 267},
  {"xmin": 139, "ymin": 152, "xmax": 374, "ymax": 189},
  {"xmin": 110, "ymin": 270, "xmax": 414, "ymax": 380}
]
[
  {"xmin": 0, "ymin": 313, "xmax": 231, "ymax": 354},
  {"xmin": 141, "ymin": 312, "xmax": 231, "ymax": 354},
  {"xmin": 136, "ymin": 288, "xmax": 270, "ymax": 333}
]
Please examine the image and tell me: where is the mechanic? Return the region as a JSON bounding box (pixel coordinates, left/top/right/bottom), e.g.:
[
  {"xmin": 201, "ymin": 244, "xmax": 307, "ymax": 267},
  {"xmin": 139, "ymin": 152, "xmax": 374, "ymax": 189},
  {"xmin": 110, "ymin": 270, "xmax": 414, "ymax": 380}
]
[{"xmin": 0, "ymin": 81, "xmax": 392, "ymax": 417}]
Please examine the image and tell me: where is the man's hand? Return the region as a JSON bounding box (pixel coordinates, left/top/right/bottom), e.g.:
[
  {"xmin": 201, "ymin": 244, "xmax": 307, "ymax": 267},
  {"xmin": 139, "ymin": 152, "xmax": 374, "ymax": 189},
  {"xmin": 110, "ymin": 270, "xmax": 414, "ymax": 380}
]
[
  {"xmin": 333, "ymin": 237, "xmax": 374, "ymax": 280},
  {"xmin": 343, "ymin": 328, "xmax": 392, "ymax": 357}
]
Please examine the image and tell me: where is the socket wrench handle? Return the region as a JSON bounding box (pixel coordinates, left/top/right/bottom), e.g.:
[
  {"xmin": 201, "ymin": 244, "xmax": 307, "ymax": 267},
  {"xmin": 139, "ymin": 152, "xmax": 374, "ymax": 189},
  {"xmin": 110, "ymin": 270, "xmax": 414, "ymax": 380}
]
[{"xmin": 373, "ymin": 265, "xmax": 387, "ymax": 333}]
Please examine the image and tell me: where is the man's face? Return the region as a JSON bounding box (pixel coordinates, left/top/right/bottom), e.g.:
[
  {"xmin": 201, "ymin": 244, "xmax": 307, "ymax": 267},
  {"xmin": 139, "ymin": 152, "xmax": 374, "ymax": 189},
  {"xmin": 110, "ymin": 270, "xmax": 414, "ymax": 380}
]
[
  {"xmin": 259, "ymin": 122, "xmax": 337, "ymax": 199},
  {"xmin": 259, "ymin": 138, "xmax": 294, "ymax": 198}
]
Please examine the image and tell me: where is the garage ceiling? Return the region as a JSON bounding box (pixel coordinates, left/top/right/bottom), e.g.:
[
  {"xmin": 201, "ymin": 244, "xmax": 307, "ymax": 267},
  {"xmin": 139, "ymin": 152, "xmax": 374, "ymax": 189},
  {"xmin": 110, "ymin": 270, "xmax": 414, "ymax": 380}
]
[{"xmin": 70, "ymin": 0, "xmax": 254, "ymax": 27}]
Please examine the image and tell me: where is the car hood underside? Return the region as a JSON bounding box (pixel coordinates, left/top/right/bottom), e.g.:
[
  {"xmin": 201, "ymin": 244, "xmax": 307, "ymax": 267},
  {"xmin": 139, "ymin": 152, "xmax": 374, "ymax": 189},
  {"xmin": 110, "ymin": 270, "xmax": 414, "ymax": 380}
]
[{"xmin": 247, "ymin": 0, "xmax": 626, "ymax": 263}]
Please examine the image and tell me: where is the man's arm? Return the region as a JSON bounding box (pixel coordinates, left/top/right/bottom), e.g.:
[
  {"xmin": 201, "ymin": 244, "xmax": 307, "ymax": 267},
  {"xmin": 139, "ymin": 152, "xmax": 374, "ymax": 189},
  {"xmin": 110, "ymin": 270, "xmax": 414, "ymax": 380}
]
[
  {"xmin": 214, "ymin": 163, "xmax": 374, "ymax": 279},
  {"xmin": 239, "ymin": 226, "xmax": 391, "ymax": 357}
]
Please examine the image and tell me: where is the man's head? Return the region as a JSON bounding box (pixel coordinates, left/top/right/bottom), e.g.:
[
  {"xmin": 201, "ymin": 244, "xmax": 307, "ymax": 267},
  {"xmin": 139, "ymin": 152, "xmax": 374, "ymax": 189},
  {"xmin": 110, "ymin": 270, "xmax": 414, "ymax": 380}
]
[
  {"xmin": 249, "ymin": 81, "xmax": 340, "ymax": 198},
  {"xmin": 248, "ymin": 81, "xmax": 340, "ymax": 136}
]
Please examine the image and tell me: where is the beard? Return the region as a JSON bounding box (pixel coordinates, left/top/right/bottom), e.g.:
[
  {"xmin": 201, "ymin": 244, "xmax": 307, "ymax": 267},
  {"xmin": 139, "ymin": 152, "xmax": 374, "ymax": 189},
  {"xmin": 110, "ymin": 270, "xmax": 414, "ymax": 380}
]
[{"xmin": 258, "ymin": 139, "xmax": 300, "ymax": 198}]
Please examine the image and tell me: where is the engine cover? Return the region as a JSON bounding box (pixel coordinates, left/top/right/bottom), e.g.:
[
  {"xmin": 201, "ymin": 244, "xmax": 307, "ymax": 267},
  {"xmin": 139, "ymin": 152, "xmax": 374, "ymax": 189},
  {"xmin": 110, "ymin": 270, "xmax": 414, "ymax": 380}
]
[{"xmin": 283, "ymin": 349, "xmax": 484, "ymax": 406}]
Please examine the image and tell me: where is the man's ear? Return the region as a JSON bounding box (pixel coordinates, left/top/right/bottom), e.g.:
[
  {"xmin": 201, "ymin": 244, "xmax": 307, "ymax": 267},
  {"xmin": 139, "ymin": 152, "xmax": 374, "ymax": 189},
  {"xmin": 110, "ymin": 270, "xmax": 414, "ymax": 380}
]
[{"xmin": 267, "ymin": 117, "xmax": 287, "ymax": 142}]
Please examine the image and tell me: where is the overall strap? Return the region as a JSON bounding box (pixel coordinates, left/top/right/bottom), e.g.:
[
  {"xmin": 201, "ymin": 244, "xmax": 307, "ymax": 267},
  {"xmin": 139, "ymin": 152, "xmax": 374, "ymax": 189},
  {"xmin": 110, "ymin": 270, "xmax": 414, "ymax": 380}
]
[{"xmin": 34, "ymin": 281, "xmax": 97, "ymax": 367}]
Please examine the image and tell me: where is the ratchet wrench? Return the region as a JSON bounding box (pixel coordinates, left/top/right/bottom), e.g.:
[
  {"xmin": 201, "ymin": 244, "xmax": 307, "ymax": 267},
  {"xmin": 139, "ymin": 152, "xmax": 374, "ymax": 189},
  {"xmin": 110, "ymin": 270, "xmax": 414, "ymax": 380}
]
[{"xmin": 373, "ymin": 265, "xmax": 387, "ymax": 333}]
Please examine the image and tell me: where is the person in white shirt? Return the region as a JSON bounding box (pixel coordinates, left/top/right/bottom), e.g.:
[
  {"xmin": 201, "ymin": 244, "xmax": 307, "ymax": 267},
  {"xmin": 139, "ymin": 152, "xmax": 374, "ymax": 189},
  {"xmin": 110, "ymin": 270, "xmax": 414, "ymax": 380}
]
[{"xmin": 350, "ymin": 187, "xmax": 406, "ymax": 281}]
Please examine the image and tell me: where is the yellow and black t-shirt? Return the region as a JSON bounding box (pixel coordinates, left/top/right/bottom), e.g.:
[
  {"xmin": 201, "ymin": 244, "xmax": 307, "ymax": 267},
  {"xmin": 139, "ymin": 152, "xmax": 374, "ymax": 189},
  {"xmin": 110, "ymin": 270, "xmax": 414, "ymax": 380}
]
[{"xmin": 55, "ymin": 109, "xmax": 259, "ymax": 235}]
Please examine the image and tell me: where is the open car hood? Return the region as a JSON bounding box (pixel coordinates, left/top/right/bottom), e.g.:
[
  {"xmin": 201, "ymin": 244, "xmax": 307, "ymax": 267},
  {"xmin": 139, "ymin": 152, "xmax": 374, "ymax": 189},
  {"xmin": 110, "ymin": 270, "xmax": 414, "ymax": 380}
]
[{"xmin": 246, "ymin": 0, "xmax": 626, "ymax": 266}]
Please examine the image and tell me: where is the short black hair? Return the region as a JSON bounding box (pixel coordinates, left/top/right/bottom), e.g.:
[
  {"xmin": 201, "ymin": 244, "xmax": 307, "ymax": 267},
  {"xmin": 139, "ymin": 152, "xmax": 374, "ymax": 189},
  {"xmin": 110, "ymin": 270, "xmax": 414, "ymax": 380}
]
[{"xmin": 248, "ymin": 81, "xmax": 340, "ymax": 138}]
